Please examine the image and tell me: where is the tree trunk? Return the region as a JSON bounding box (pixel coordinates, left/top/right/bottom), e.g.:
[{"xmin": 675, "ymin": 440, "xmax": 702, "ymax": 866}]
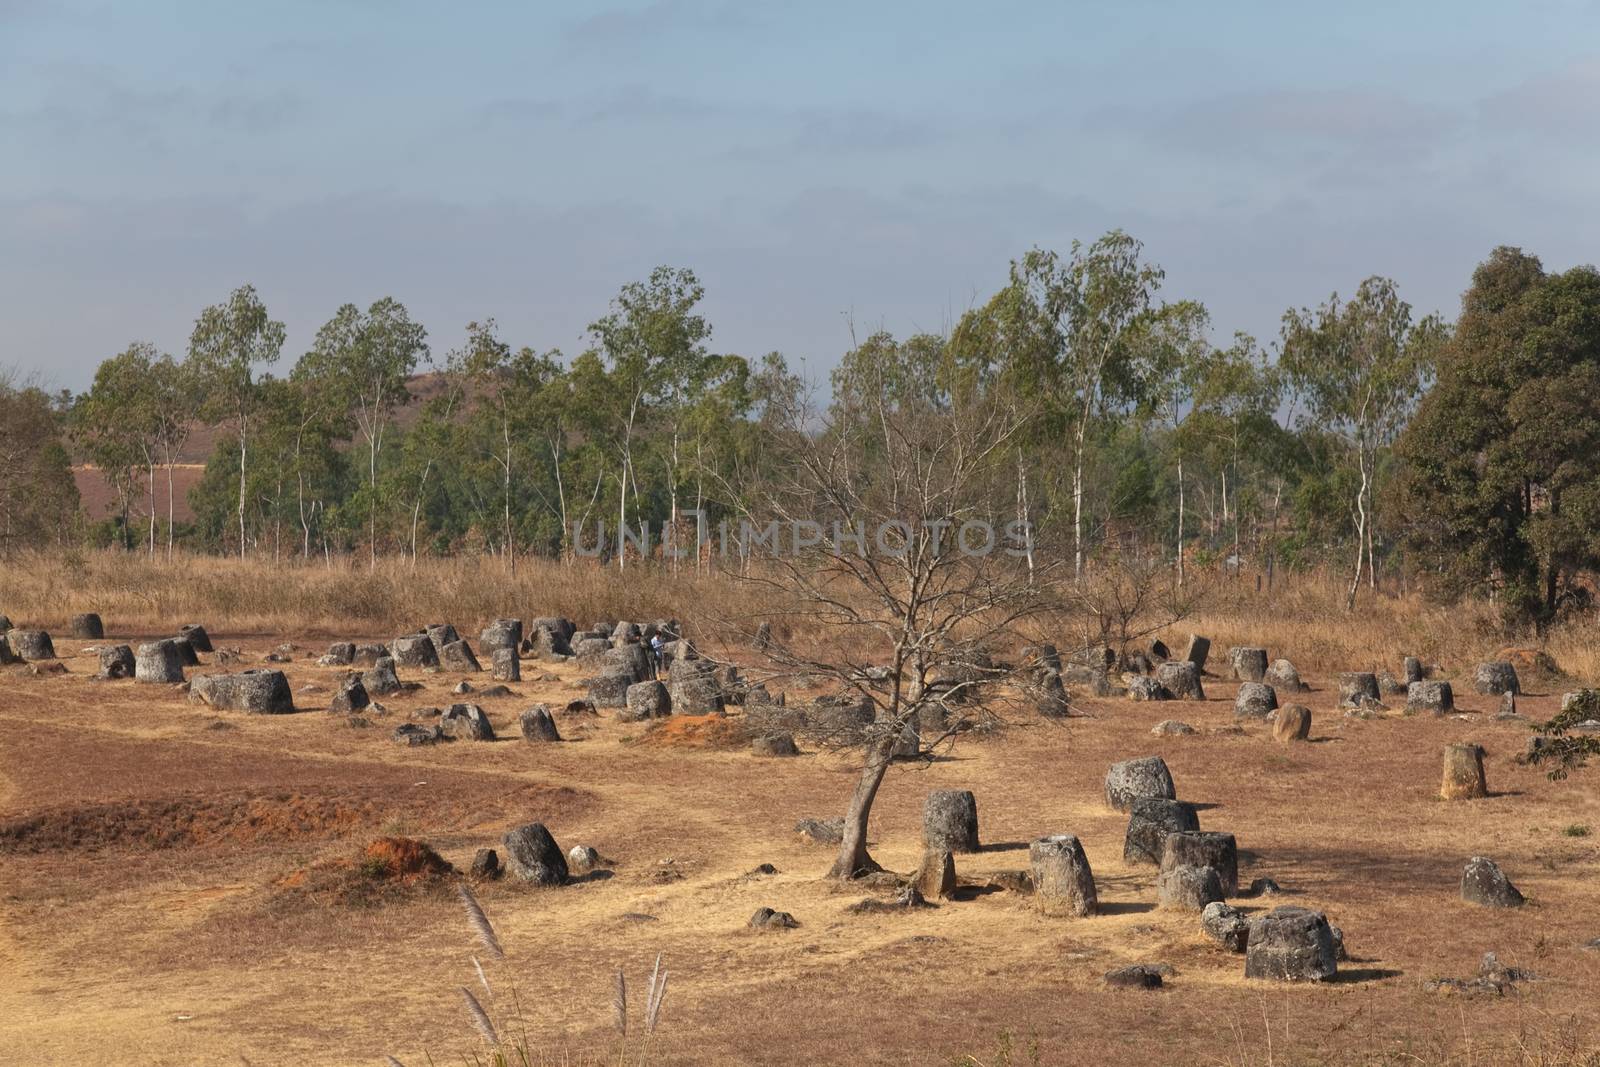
[
  {"xmin": 1017, "ymin": 454, "xmax": 1035, "ymax": 587},
  {"xmin": 165, "ymin": 460, "xmax": 175, "ymax": 559},
  {"xmin": 1176, "ymin": 451, "xmax": 1185, "ymax": 587},
  {"xmin": 1072, "ymin": 424, "xmax": 1087, "ymax": 582},
  {"xmin": 237, "ymin": 415, "xmax": 248, "ymax": 560},
  {"xmin": 1346, "ymin": 448, "xmax": 1370, "ymax": 611},
  {"xmin": 147, "ymin": 460, "xmax": 156, "ymax": 557},
  {"xmin": 827, "ymin": 736, "xmax": 896, "ymax": 880}
]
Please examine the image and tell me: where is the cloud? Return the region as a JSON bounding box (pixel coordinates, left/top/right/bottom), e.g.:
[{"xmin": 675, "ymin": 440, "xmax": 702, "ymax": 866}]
[
  {"xmin": 561, "ymin": 0, "xmax": 761, "ymax": 50},
  {"xmin": 1478, "ymin": 58, "xmax": 1600, "ymax": 136}
]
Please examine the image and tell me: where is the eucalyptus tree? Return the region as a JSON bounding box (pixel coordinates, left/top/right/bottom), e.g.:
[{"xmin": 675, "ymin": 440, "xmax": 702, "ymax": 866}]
[
  {"xmin": 78, "ymin": 344, "xmax": 161, "ymax": 551},
  {"xmin": 187, "ymin": 285, "xmax": 286, "ymax": 557},
  {"xmin": 1134, "ymin": 300, "xmax": 1212, "ymax": 584},
  {"xmin": 1280, "ymin": 278, "xmax": 1443, "ymax": 607},
  {"xmin": 300, "ymin": 298, "xmax": 428, "ymax": 566},
  {"xmin": 147, "ymin": 353, "xmax": 199, "ymax": 557}
]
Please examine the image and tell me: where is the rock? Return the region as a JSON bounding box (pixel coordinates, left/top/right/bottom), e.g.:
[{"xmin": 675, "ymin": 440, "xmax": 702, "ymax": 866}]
[
  {"xmin": 1126, "ymin": 652, "xmax": 1153, "ymax": 675},
  {"xmin": 190, "ymin": 669, "xmax": 294, "ymax": 713},
  {"xmin": 1124, "ymin": 797, "xmax": 1200, "ymax": 865},
  {"xmin": 1229, "ymin": 647, "xmax": 1268, "ymax": 682},
  {"xmin": 0, "ymin": 633, "xmax": 12, "ymax": 665},
  {"xmin": 1245, "ymin": 877, "xmax": 1282, "ymax": 897},
  {"xmin": 453, "ymin": 681, "xmax": 473, "ymax": 695},
  {"xmin": 752, "ymin": 732, "xmax": 799, "ymax": 757},
  {"xmin": 1494, "ymin": 647, "xmax": 1559, "ymax": 677},
  {"xmin": 1105, "ymin": 756, "xmax": 1176, "ymax": 812},
  {"xmin": 389, "ymin": 633, "xmax": 439, "ymax": 669},
  {"xmin": 1161, "ymin": 831, "xmax": 1239, "ymax": 895},
  {"xmin": 362, "ymin": 657, "xmax": 404, "ymax": 696},
  {"xmin": 794, "ymin": 818, "xmax": 844, "ymax": 845},
  {"xmin": 1441, "ymin": 742, "xmax": 1488, "ymax": 800},
  {"xmin": 1103, "ymin": 965, "xmax": 1164, "ymax": 989},
  {"xmin": 1034, "ymin": 668, "xmax": 1071, "ymax": 718},
  {"xmin": 480, "ymin": 619, "xmax": 523, "ymax": 656},
  {"xmin": 1126, "ymin": 676, "xmax": 1171, "ymax": 702},
  {"xmin": 502, "ymin": 822, "xmax": 567, "ymax": 886},
  {"xmin": 27, "ymin": 661, "xmax": 66, "ymax": 676},
  {"xmin": 171, "ymin": 636, "xmax": 201, "ymax": 666},
  {"xmin": 1404, "ymin": 656, "xmax": 1424, "ymax": 684},
  {"xmin": 331, "ymin": 676, "xmax": 370, "ymax": 713},
  {"xmin": 572, "ymin": 636, "xmax": 610, "ymax": 660},
  {"xmin": 526, "ymin": 624, "xmax": 573, "ymax": 659},
  {"xmin": 621, "ymin": 680, "xmax": 671, "ymax": 722},
  {"xmin": 441, "ymin": 703, "xmax": 495, "ymax": 741},
  {"xmin": 1263, "ymin": 659, "xmax": 1305, "ymax": 692},
  {"xmin": 1407, "ymin": 680, "xmax": 1455, "ymax": 715},
  {"xmin": 1183, "ymin": 634, "xmax": 1211, "ymax": 672},
  {"xmin": 134, "ymin": 639, "xmax": 185, "ymax": 683},
  {"xmin": 351, "ymin": 643, "xmax": 388, "ymax": 666},
  {"xmin": 69, "ymin": 613, "xmax": 104, "ymax": 639},
  {"xmin": 1272, "ymin": 705, "xmax": 1312, "ymax": 742},
  {"xmin": 987, "ymin": 870, "xmax": 1034, "ymax": 893},
  {"xmin": 1156, "ymin": 660, "xmax": 1205, "ymax": 700},
  {"xmin": 0, "ymin": 613, "xmax": 10, "ymax": 633},
  {"xmin": 1202, "ymin": 901, "xmax": 1250, "ymax": 952},
  {"xmin": 1474, "ymin": 661, "xmax": 1520, "ymax": 696},
  {"xmin": 567, "ymin": 845, "xmax": 600, "ymax": 872},
  {"xmin": 562, "ymin": 699, "xmax": 597, "ymax": 717},
  {"xmin": 470, "ymin": 848, "xmax": 501, "ymax": 879},
  {"xmin": 518, "ymin": 705, "xmax": 561, "ymax": 742},
  {"xmin": 912, "ymin": 849, "xmax": 957, "ymax": 900},
  {"xmin": 1157, "ymin": 864, "xmax": 1225, "ymax": 911},
  {"xmin": 923, "ymin": 790, "xmax": 980, "ymax": 853},
  {"xmin": 1337, "ymin": 672, "xmax": 1381, "ymax": 708},
  {"xmin": 1234, "ymin": 682, "xmax": 1279, "ymax": 719},
  {"xmin": 440, "ymin": 640, "xmax": 481, "ymax": 673},
  {"xmin": 491, "ymin": 648, "xmax": 521, "ymax": 682},
  {"xmin": 1377, "ymin": 670, "xmax": 1407, "ymax": 696},
  {"xmin": 392, "ymin": 723, "xmax": 444, "ymax": 746},
  {"xmin": 748, "ymin": 906, "xmax": 799, "ymax": 930},
  {"xmin": 1245, "ymin": 906, "xmax": 1337, "ymax": 982},
  {"xmin": 587, "ymin": 671, "xmax": 633, "ymax": 709},
  {"xmin": 423, "ymin": 623, "xmax": 460, "ymax": 655},
  {"xmin": 179, "ymin": 624, "xmax": 213, "ymax": 653},
  {"xmin": 1499, "ymin": 692, "xmax": 1518, "ymax": 719},
  {"xmin": 1029, "ymin": 834, "xmax": 1097, "ymax": 917},
  {"xmin": 322, "ymin": 642, "xmax": 355, "ymax": 666},
  {"xmin": 1461, "ymin": 857, "xmax": 1523, "ymax": 907},
  {"xmin": 669, "ymin": 660, "xmax": 725, "ymax": 715},
  {"xmin": 8, "ymin": 629, "xmax": 54, "ymax": 661},
  {"xmin": 1150, "ymin": 719, "xmax": 1196, "ymax": 736},
  {"xmin": 96, "ymin": 644, "xmax": 135, "ymax": 680}
]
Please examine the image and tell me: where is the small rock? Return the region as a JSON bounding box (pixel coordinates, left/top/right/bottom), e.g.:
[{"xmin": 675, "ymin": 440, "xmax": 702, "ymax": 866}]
[
  {"xmin": 911, "ymin": 849, "xmax": 957, "ymax": 900},
  {"xmin": 392, "ymin": 723, "xmax": 444, "ymax": 746},
  {"xmin": 1103, "ymin": 964, "xmax": 1164, "ymax": 989},
  {"xmin": 795, "ymin": 818, "xmax": 844, "ymax": 845},
  {"xmin": 1201, "ymin": 902, "xmax": 1250, "ymax": 952},
  {"xmin": 1461, "ymin": 857, "xmax": 1523, "ymax": 907},
  {"xmin": 748, "ymin": 907, "xmax": 799, "ymax": 930},
  {"xmin": 1150, "ymin": 720, "xmax": 1196, "ymax": 736},
  {"xmin": 1245, "ymin": 877, "xmax": 1282, "ymax": 897},
  {"xmin": 752, "ymin": 732, "xmax": 799, "ymax": 757},
  {"xmin": 470, "ymin": 849, "xmax": 501, "ymax": 879},
  {"xmin": 566, "ymin": 844, "xmax": 600, "ymax": 872}
]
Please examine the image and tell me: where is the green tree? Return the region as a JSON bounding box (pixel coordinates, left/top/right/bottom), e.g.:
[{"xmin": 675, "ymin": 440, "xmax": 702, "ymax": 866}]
[
  {"xmin": 187, "ymin": 285, "xmax": 287, "ymax": 558},
  {"xmin": 77, "ymin": 344, "xmax": 161, "ymax": 550},
  {"xmin": 1134, "ymin": 300, "xmax": 1211, "ymax": 584},
  {"xmin": 0, "ymin": 373, "xmax": 80, "ymax": 551},
  {"xmin": 1280, "ymin": 277, "xmax": 1443, "ymax": 608},
  {"xmin": 1395, "ymin": 247, "xmax": 1600, "ymax": 629}
]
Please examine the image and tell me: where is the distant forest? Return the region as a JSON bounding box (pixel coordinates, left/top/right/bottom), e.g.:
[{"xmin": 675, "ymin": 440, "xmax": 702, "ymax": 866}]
[{"xmin": 4, "ymin": 236, "xmax": 1597, "ymax": 628}]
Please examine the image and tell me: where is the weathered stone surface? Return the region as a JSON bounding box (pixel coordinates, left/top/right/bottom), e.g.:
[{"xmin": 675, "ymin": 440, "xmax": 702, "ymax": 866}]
[
  {"xmin": 1030, "ymin": 834, "xmax": 1097, "ymax": 917},
  {"xmin": 470, "ymin": 848, "xmax": 501, "ymax": 879},
  {"xmin": 1151, "ymin": 719, "xmax": 1197, "ymax": 736},
  {"xmin": 392, "ymin": 723, "xmax": 443, "ymax": 746},
  {"xmin": 479, "ymin": 619, "xmax": 523, "ymax": 657},
  {"xmin": 923, "ymin": 790, "xmax": 980, "ymax": 853},
  {"xmin": 1202, "ymin": 901, "xmax": 1250, "ymax": 952},
  {"xmin": 96, "ymin": 644, "xmax": 135, "ymax": 679},
  {"xmin": 621, "ymin": 680, "xmax": 671, "ymax": 722},
  {"xmin": 794, "ymin": 818, "xmax": 844, "ymax": 845},
  {"xmin": 912, "ymin": 849, "xmax": 957, "ymax": 900},
  {"xmin": 1035, "ymin": 668, "xmax": 1071, "ymax": 718},
  {"xmin": 1184, "ymin": 634, "xmax": 1211, "ymax": 672},
  {"xmin": 518, "ymin": 705, "xmax": 561, "ymax": 742},
  {"xmin": 362, "ymin": 657, "xmax": 404, "ymax": 696},
  {"xmin": 0, "ymin": 632, "xmax": 12, "ymax": 665},
  {"xmin": 1337, "ymin": 672, "xmax": 1381, "ymax": 708},
  {"xmin": 1263, "ymin": 659, "xmax": 1305, "ymax": 692},
  {"xmin": 69, "ymin": 613, "xmax": 104, "ymax": 639},
  {"xmin": 439, "ymin": 639, "xmax": 481, "ymax": 673},
  {"xmin": 1441, "ymin": 742, "xmax": 1488, "ymax": 800},
  {"xmin": 1407, "ymin": 680, "xmax": 1454, "ymax": 714},
  {"xmin": 1157, "ymin": 863, "xmax": 1225, "ymax": 910},
  {"xmin": 1124, "ymin": 797, "xmax": 1199, "ymax": 865},
  {"xmin": 1404, "ymin": 656, "xmax": 1424, "ymax": 684},
  {"xmin": 669, "ymin": 660, "xmax": 725, "ymax": 715},
  {"xmin": 179, "ymin": 624, "xmax": 213, "ymax": 653},
  {"xmin": 1103, "ymin": 964, "xmax": 1164, "ymax": 989},
  {"xmin": 440, "ymin": 703, "xmax": 495, "ymax": 741},
  {"xmin": 390, "ymin": 634, "xmax": 439, "ymax": 669},
  {"xmin": 1461, "ymin": 857, "xmax": 1523, "ymax": 907},
  {"xmin": 1161, "ymin": 831, "xmax": 1239, "ymax": 895},
  {"xmin": 331, "ymin": 675, "xmax": 369, "ymax": 713},
  {"xmin": 1474, "ymin": 661, "xmax": 1520, "ymax": 696},
  {"xmin": 526, "ymin": 624, "xmax": 573, "ymax": 659},
  {"xmin": 1377, "ymin": 670, "xmax": 1407, "ymax": 696},
  {"xmin": 502, "ymin": 822, "xmax": 567, "ymax": 885},
  {"xmin": 751, "ymin": 732, "xmax": 799, "ymax": 757},
  {"xmin": 1156, "ymin": 660, "xmax": 1205, "ymax": 700},
  {"xmin": 1105, "ymin": 756, "xmax": 1176, "ymax": 812},
  {"xmin": 351, "ymin": 643, "xmax": 387, "ymax": 666},
  {"xmin": 190, "ymin": 669, "xmax": 295, "ymax": 714},
  {"xmin": 1229, "ymin": 647, "xmax": 1268, "ymax": 682},
  {"xmin": 322, "ymin": 642, "xmax": 355, "ymax": 666},
  {"xmin": 491, "ymin": 648, "xmax": 521, "ymax": 682},
  {"xmin": 1245, "ymin": 906, "xmax": 1337, "ymax": 982},
  {"xmin": 135, "ymin": 639, "xmax": 185, "ymax": 683},
  {"xmin": 1127, "ymin": 676, "xmax": 1171, "ymax": 702},
  {"xmin": 9, "ymin": 629, "xmax": 54, "ymax": 661},
  {"xmin": 1234, "ymin": 682, "xmax": 1279, "ymax": 719},
  {"xmin": 587, "ymin": 670, "xmax": 633, "ymax": 709},
  {"xmin": 748, "ymin": 906, "xmax": 799, "ymax": 930},
  {"xmin": 172, "ymin": 636, "xmax": 201, "ymax": 666},
  {"xmin": 566, "ymin": 844, "xmax": 599, "ymax": 873},
  {"xmin": 1273, "ymin": 704, "xmax": 1312, "ymax": 742}
]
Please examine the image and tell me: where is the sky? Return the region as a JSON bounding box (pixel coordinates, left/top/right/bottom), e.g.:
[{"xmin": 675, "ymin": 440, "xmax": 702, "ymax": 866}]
[{"xmin": 4, "ymin": 0, "xmax": 1600, "ymax": 391}]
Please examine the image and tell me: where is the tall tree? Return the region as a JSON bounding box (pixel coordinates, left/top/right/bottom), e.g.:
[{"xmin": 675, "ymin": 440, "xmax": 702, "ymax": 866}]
[
  {"xmin": 300, "ymin": 298, "xmax": 428, "ymax": 566},
  {"xmin": 147, "ymin": 353, "xmax": 199, "ymax": 557},
  {"xmin": 1281, "ymin": 278, "xmax": 1443, "ymax": 608},
  {"xmin": 1135, "ymin": 301, "xmax": 1212, "ymax": 585},
  {"xmin": 187, "ymin": 285, "xmax": 286, "ymax": 558},
  {"xmin": 0, "ymin": 373, "xmax": 79, "ymax": 552}
]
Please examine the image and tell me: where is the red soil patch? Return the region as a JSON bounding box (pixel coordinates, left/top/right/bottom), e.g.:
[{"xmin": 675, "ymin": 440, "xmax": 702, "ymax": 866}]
[
  {"xmin": 637, "ymin": 713, "xmax": 749, "ymax": 749},
  {"xmin": 359, "ymin": 836, "xmax": 454, "ymax": 882}
]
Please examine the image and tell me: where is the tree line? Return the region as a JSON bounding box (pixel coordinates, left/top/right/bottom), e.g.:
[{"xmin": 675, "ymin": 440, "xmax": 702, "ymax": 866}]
[{"xmin": 5, "ymin": 237, "xmax": 1596, "ymax": 629}]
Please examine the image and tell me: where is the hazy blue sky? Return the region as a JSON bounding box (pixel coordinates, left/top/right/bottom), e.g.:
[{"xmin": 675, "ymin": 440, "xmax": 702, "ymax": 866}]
[{"xmin": 4, "ymin": 0, "xmax": 1599, "ymax": 390}]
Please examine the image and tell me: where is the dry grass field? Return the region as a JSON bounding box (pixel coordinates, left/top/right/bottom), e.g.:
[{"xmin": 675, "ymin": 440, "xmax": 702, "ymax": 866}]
[{"xmin": 3, "ymin": 554, "xmax": 1600, "ymax": 1066}]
